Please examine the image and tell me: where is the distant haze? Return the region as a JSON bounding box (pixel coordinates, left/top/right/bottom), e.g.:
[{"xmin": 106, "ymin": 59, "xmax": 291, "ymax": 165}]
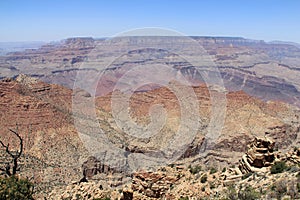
[{"xmin": 0, "ymin": 41, "xmax": 46, "ymax": 55}]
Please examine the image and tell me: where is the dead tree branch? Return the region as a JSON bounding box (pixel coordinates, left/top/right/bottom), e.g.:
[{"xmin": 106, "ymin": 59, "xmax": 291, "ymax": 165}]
[{"xmin": 0, "ymin": 127, "xmax": 24, "ymax": 176}]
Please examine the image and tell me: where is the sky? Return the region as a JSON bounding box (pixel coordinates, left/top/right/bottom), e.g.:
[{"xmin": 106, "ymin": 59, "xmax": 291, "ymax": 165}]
[{"xmin": 0, "ymin": 0, "xmax": 300, "ymax": 43}]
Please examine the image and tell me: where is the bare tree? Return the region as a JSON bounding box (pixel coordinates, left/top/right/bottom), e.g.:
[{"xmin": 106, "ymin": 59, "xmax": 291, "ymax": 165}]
[{"xmin": 0, "ymin": 127, "xmax": 23, "ymax": 176}]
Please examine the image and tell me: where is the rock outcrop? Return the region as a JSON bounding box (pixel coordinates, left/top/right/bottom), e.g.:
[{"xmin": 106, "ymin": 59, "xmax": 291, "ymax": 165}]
[
  {"xmin": 132, "ymin": 170, "xmax": 179, "ymax": 198},
  {"xmin": 82, "ymin": 156, "xmax": 116, "ymax": 179},
  {"xmin": 285, "ymin": 147, "xmax": 300, "ymax": 164},
  {"xmin": 239, "ymin": 137, "xmax": 276, "ymax": 173}
]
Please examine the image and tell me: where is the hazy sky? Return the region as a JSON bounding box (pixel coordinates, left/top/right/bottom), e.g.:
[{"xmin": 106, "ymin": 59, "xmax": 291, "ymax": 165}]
[{"xmin": 0, "ymin": 0, "xmax": 299, "ymax": 43}]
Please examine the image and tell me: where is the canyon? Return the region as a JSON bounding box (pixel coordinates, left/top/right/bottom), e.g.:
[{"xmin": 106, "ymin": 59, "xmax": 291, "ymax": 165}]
[{"xmin": 0, "ymin": 36, "xmax": 300, "ymax": 199}]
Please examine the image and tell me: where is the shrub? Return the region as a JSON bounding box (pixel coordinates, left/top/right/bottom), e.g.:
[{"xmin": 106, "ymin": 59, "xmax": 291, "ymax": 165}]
[
  {"xmin": 270, "ymin": 161, "xmax": 287, "ymax": 174},
  {"xmin": 210, "ymin": 167, "xmax": 217, "ymax": 174},
  {"xmin": 237, "ymin": 185, "xmax": 261, "ymax": 200},
  {"xmin": 222, "ymin": 167, "xmax": 226, "ymax": 173},
  {"xmin": 225, "ymin": 184, "xmax": 237, "ymax": 200},
  {"xmin": 178, "ymin": 196, "xmax": 189, "ymax": 200},
  {"xmin": 189, "ymin": 165, "xmax": 202, "ymax": 174},
  {"xmin": 0, "ymin": 176, "xmax": 34, "ymax": 200},
  {"xmin": 200, "ymin": 174, "xmax": 207, "ymax": 183},
  {"xmin": 225, "ymin": 184, "xmax": 260, "ymax": 200},
  {"xmin": 75, "ymin": 194, "xmax": 81, "ymax": 199}
]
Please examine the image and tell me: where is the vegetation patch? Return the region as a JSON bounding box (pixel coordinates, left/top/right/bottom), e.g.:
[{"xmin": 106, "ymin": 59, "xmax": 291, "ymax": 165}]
[
  {"xmin": 209, "ymin": 167, "xmax": 217, "ymax": 174},
  {"xmin": 189, "ymin": 165, "xmax": 202, "ymax": 174},
  {"xmin": 270, "ymin": 161, "xmax": 287, "ymax": 174},
  {"xmin": 0, "ymin": 176, "xmax": 34, "ymax": 200}
]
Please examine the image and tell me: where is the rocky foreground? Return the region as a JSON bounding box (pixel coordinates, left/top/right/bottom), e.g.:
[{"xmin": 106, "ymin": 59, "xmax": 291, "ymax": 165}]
[{"xmin": 47, "ymin": 139, "xmax": 300, "ymax": 199}]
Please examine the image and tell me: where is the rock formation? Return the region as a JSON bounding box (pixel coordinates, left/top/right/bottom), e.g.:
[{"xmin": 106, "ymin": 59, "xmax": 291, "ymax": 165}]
[
  {"xmin": 285, "ymin": 147, "xmax": 300, "ymax": 164},
  {"xmin": 132, "ymin": 170, "xmax": 179, "ymax": 198},
  {"xmin": 239, "ymin": 137, "xmax": 276, "ymax": 173},
  {"xmin": 82, "ymin": 156, "xmax": 116, "ymax": 179}
]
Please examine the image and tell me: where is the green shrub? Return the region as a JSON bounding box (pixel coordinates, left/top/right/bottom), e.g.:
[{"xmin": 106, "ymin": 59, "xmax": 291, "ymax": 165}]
[
  {"xmin": 270, "ymin": 184, "xmax": 276, "ymax": 191},
  {"xmin": 200, "ymin": 174, "xmax": 207, "ymax": 183},
  {"xmin": 189, "ymin": 165, "xmax": 202, "ymax": 174},
  {"xmin": 0, "ymin": 176, "xmax": 34, "ymax": 200},
  {"xmin": 270, "ymin": 161, "xmax": 287, "ymax": 174},
  {"xmin": 237, "ymin": 185, "xmax": 261, "ymax": 200},
  {"xmin": 225, "ymin": 184, "xmax": 237, "ymax": 200},
  {"xmin": 222, "ymin": 167, "xmax": 226, "ymax": 173},
  {"xmin": 210, "ymin": 167, "xmax": 217, "ymax": 174},
  {"xmin": 225, "ymin": 184, "xmax": 260, "ymax": 200},
  {"xmin": 169, "ymin": 163, "xmax": 175, "ymax": 168}
]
